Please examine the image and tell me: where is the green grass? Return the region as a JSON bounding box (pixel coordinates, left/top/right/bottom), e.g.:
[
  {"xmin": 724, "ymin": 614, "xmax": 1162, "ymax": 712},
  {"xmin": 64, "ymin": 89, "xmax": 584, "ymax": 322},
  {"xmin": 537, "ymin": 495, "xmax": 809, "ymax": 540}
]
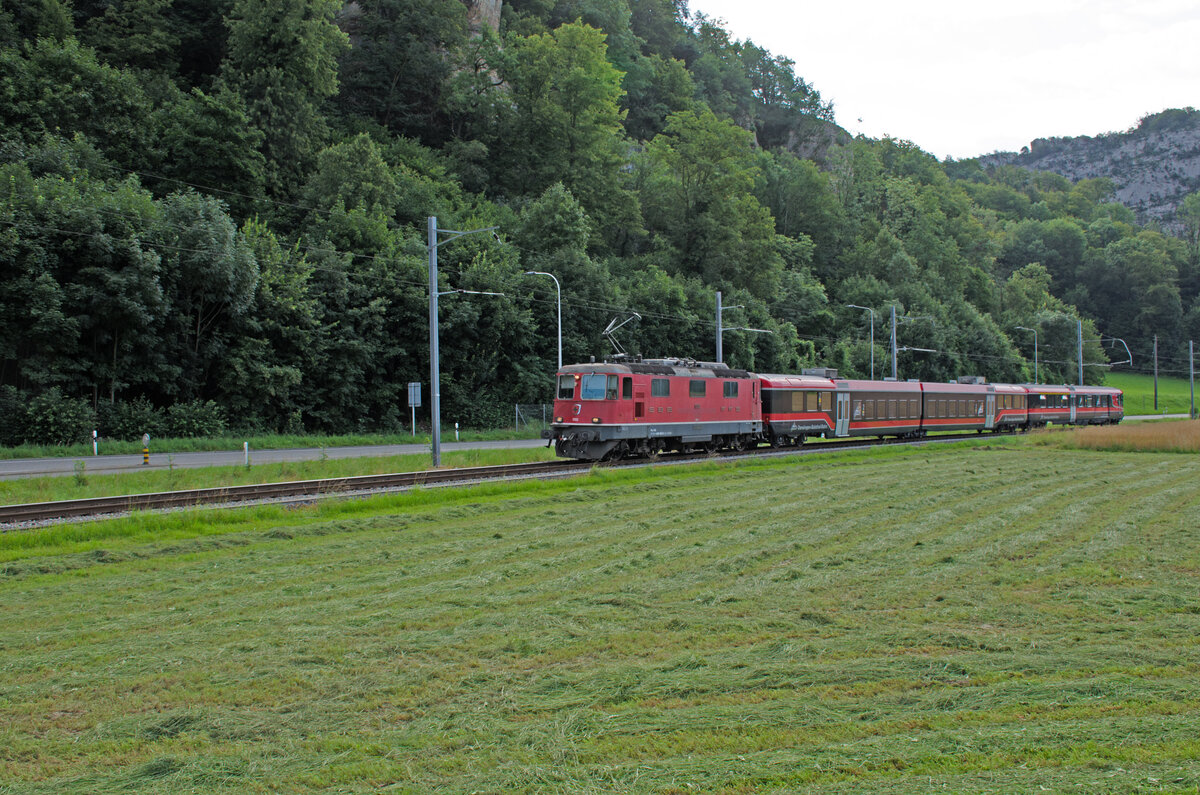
[
  {"xmin": 0, "ymin": 446, "xmax": 557, "ymax": 507},
  {"xmin": 1107, "ymin": 371, "xmax": 1197, "ymax": 416},
  {"xmin": 0, "ymin": 426, "xmax": 540, "ymax": 460},
  {"xmin": 2, "ymin": 445, "xmax": 1199, "ymax": 793}
]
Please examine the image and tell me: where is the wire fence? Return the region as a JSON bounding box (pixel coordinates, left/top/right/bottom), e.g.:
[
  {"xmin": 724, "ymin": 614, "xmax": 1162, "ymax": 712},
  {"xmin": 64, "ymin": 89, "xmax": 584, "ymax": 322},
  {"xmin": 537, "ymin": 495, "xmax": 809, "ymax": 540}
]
[{"xmin": 515, "ymin": 404, "xmax": 553, "ymax": 434}]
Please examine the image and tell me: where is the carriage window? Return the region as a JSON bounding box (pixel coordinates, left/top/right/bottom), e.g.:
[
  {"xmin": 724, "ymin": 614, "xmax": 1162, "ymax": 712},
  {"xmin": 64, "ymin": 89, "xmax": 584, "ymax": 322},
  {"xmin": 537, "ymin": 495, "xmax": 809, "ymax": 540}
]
[
  {"xmin": 790, "ymin": 392, "xmax": 804, "ymax": 412},
  {"xmin": 865, "ymin": 400, "xmax": 875, "ymax": 420},
  {"xmin": 821, "ymin": 392, "xmax": 832, "ymax": 411},
  {"xmin": 651, "ymin": 378, "xmax": 670, "ymax": 397},
  {"xmin": 889, "ymin": 400, "xmax": 897, "ymax": 419},
  {"xmin": 689, "ymin": 380, "xmax": 706, "ymax": 398},
  {"xmin": 623, "ymin": 377, "xmax": 633, "ymax": 399},
  {"xmin": 724, "ymin": 381, "xmax": 738, "ymax": 398},
  {"xmin": 806, "ymin": 392, "xmax": 818, "ymax": 412},
  {"xmin": 853, "ymin": 400, "xmax": 863, "ymax": 420},
  {"xmin": 558, "ymin": 375, "xmax": 575, "ymax": 400},
  {"xmin": 911, "ymin": 399, "xmax": 919, "ymax": 417}
]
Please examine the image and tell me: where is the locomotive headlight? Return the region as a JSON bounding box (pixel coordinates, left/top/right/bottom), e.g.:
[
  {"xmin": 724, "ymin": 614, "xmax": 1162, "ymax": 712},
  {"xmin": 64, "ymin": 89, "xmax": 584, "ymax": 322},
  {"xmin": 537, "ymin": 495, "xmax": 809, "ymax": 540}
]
[
  {"xmin": 555, "ymin": 417, "xmax": 563, "ymax": 423},
  {"xmin": 592, "ymin": 418, "xmax": 600, "ymax": 423}
]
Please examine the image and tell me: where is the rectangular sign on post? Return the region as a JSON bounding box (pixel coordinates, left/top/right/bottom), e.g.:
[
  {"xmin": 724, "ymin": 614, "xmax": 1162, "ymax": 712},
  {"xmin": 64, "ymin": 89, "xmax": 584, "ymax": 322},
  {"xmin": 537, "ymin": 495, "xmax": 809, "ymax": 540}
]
[{"xmin": 407, "ymin": 382, "xmax": 422, "ymax": 407}]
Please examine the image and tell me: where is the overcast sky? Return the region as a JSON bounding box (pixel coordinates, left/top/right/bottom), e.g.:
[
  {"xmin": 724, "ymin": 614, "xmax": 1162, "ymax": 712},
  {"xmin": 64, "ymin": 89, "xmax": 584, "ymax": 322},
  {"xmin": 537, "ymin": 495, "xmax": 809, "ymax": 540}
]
[{"xmin": 686, "ymin": 0, "xmax": 1198, "ymax": 160}]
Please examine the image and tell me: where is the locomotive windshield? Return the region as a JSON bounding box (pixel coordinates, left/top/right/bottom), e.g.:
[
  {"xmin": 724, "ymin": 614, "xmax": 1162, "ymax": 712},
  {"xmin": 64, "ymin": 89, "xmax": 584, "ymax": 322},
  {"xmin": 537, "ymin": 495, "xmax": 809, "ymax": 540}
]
[{"xmin": 580, "ymin": 374, "xmax": 618, "ymax": 400}]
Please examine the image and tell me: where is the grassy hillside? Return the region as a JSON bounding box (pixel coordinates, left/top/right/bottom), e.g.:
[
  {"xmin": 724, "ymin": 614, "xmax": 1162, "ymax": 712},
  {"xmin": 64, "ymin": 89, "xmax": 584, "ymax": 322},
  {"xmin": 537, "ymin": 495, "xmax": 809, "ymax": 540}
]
[
  {"xmin": 1106, "ymin": 372, "xmax": 1197, "ymax": 416},
  {"xmin": 2, "ymin": 446, "xmax": 1199, "ymax": 793}
]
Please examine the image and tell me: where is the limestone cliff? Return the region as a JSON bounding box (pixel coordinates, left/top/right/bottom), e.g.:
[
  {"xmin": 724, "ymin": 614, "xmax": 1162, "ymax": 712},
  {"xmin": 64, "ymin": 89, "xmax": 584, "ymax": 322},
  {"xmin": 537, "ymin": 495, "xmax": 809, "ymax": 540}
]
[{"xmin": 979, "ymin": 108, "xmax": 1200, "ymax": 230}]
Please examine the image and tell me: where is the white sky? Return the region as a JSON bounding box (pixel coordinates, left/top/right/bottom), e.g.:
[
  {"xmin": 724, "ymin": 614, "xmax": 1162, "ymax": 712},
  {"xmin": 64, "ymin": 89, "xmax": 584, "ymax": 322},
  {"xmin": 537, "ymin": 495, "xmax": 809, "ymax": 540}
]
[{"xmin": 686, "ymin": 0, "xmax": 1199, "ymax": 159}]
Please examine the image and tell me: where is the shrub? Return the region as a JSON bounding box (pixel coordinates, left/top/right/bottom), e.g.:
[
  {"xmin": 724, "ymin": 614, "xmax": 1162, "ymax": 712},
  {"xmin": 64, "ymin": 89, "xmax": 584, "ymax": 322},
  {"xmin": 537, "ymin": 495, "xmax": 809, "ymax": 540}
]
[
  {"xmin": 165, "ymin": 399, "xmax": 227, "ymax": 438},
  {"xmin": 98, "ymin": 397, "xmax": 167, "ymax": 441},
  {"xmin": 24, "ymin": 388, "xmax": 97, "ymax": 445}
]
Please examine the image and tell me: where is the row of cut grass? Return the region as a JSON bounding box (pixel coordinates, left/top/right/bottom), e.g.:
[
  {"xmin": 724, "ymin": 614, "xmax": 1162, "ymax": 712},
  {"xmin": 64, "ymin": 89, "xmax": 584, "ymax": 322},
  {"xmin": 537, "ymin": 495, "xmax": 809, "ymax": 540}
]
[{"xmin": 2, "ymin": 444, "xmax": 1198, "ymax": 792}]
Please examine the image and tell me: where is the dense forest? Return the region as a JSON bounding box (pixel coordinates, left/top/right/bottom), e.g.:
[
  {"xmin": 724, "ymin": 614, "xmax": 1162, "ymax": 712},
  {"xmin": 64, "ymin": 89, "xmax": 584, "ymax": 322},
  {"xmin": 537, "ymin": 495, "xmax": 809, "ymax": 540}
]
[{"xmin": 2, "ymin": 0, "xmax": 1198, "ymax": 443}]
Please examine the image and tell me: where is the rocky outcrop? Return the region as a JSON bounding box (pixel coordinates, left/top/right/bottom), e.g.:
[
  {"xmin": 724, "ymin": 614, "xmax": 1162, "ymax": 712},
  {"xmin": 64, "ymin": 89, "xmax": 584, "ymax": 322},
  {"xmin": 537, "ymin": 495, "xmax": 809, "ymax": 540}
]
[
  {"xmin": 979, "ymin": 108, "xmax": 1200, "ymax": 230},
  {"xmin": 466, "ymin": 0, "xmax": 501, "ymax": 36}
]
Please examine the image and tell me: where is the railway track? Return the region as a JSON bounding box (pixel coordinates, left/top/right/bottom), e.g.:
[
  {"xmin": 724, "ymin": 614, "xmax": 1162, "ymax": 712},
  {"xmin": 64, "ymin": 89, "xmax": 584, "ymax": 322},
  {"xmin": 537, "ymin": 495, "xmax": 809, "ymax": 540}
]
[
  {"xmin": 0, "ymin": 459, "xmax": 595, "ymax": 525},
  {"xmin": 0, "ymin": 430, "xmax": 1016, "ymax": 526}
]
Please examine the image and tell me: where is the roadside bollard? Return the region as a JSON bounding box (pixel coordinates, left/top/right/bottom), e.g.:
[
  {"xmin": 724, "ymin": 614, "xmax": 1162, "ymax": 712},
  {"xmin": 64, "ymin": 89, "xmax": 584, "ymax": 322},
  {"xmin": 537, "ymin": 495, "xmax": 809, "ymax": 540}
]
[{"xmin": 142, "ymin": 433, "xmax": 150, "ymax": 466}]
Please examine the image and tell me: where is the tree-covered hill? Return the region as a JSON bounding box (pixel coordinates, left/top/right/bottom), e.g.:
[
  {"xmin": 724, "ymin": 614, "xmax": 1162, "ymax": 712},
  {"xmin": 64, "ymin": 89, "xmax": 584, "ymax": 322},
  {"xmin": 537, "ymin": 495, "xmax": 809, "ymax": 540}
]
[{"xmin": 1, "ymin": 0, "xmax": 1196, "ymax": 444}]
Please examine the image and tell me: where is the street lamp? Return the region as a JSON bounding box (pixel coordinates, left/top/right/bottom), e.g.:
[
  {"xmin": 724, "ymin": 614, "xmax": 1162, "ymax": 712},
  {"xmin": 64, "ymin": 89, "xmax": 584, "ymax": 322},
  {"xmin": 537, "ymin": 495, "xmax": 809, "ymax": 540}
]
[
  {"xmin": 428, "ymin": 216, "xmax": 500, "ymax": 467},
  {"xmin": 1100, "ymin": 335, "xmax": 1132, "ymax": 367},
  {"xmin": 524, "ymin": 270, "xmax": 561, "ymax": 371},
  {"xmin": 1015, "ymin": 326, "xmax": 1038, "ymax": 383},
  {"xmin": 846, "ymin": 304, "xmax": 875, "ymax": 380}
]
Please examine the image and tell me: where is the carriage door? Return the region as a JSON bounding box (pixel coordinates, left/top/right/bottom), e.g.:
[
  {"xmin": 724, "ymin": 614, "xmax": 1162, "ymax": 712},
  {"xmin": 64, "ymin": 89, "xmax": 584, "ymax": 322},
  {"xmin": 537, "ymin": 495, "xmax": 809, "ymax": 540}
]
[
  {"xmin": 1069, "ymin": 388, "xmax": 1077, "ymax": 423},
  {"xmin": 835, "ymin": 391, "xmax": 850, "ymax": 437},
  {"xmin": 985, "ymin": 389, "xmax": 996, "ymax": 430}
]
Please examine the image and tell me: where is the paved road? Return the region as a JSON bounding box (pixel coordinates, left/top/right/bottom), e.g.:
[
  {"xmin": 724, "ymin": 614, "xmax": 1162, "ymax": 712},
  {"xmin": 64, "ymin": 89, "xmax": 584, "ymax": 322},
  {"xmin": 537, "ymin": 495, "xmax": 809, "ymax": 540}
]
[{"xmin": 0, "ymin": 439, "xmax": 550, "ymax": 479}]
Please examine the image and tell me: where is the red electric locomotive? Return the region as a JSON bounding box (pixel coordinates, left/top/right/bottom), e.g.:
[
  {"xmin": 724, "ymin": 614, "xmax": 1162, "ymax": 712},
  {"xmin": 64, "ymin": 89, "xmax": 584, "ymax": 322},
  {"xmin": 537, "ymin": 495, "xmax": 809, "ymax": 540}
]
[{"xmin": 546, "ymin": 358, "xmax": 762, "ymax": 460}]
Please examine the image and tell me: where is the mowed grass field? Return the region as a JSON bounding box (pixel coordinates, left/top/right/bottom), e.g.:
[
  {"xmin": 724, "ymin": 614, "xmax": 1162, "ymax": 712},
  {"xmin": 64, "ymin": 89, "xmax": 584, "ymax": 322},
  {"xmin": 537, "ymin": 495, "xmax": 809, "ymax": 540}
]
[
  {"xmin": 1107, "ymin": 372, "xmax": 1195, "ymax": 416},
  {"xmin": 2, "ymin": 444, "xmax": 1199, "ymax": 793}
]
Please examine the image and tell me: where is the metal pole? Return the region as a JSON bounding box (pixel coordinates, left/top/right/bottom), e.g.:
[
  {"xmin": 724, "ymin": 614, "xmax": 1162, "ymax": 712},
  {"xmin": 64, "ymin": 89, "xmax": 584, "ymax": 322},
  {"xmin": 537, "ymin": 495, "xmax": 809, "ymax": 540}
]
[
  {"xmin": 1077, "ymin": 319, "xmax": 1083, "ymax": 386},
  {"xmin": 1190, "ymin": 340, "xmax": 1195, "ymax": 419},
  {"xmin": 716, "ymin": 290, "xmax": 723, "ymax": 363},
  {"xmin": 1154, "ymin": 334, "xmax": 1159, "ymax": 411},
  {"xmin": 890, "ymin": 305, "xmax": 897, "ymax": 380},
  {"xmin": 428, "ymin": 216, "xmax": 442, "ymax": 467},
  {"xmin": 868, "ymin": 310, "xmax": 874, "ymax": 381}
]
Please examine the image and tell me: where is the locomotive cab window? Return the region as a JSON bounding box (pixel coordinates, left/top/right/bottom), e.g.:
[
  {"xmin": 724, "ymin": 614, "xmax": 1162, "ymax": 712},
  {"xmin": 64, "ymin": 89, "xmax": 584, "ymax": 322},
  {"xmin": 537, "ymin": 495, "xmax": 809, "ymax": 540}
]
[
  {"xmin": 557, "ymin": 375, "xmax": 575, "ymax": 400},
  {"xmin": 723, "ymin": 381, "xmax": 738, "ymax": 398},
  {"xmin": 580, "ymin": 374, "xmax": 618, "ymax": 400},
  {"xmin": 689, "ymin": 380, "xmax": 706, "ymax": 398},
  {"xmin": 623, "ymin": 377, "xmax": 633, "ymax": 399}
]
